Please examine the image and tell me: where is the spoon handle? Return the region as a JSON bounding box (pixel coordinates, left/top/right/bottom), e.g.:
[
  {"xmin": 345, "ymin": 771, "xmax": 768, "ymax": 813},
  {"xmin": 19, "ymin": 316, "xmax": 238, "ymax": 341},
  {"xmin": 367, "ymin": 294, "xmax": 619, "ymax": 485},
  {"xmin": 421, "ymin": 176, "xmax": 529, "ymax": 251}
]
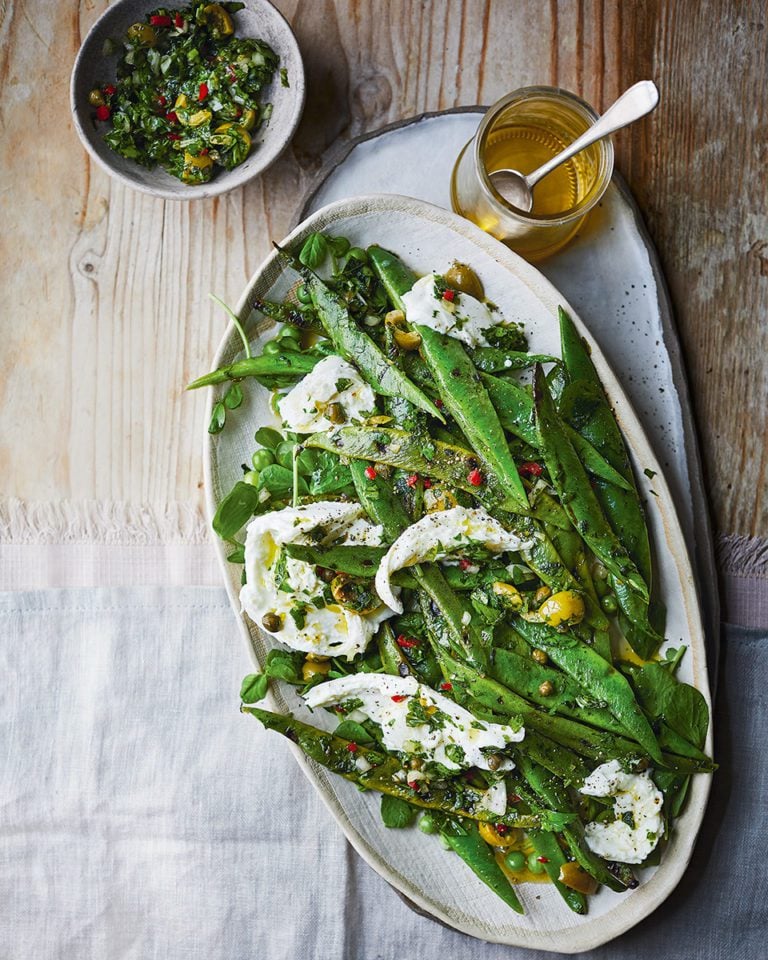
[{"xmin": 526, "ymin": 81, "xmax": 659, "ymax": 190}]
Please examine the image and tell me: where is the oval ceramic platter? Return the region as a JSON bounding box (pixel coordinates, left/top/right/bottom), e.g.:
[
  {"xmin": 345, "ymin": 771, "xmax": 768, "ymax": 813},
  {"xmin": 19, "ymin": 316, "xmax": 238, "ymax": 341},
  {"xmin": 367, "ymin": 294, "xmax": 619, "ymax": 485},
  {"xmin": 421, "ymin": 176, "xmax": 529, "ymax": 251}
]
[{"xmin": 203, "ymin": 195, "xmax": 713, "ymax": 953}]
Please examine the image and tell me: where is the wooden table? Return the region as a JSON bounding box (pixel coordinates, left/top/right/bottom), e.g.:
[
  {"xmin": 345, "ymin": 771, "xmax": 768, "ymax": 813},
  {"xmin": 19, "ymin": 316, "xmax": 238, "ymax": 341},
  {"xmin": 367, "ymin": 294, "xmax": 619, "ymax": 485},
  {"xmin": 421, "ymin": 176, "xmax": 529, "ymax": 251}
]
[{"xmin": 2, "ymin": 0, "xmax": 766, "ymax": 540}]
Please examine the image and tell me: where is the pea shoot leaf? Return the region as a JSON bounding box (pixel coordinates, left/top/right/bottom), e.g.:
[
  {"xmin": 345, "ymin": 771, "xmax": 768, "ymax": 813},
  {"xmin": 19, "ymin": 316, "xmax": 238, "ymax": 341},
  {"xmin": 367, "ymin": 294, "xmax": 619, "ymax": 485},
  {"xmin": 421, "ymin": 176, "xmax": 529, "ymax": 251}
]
[
  {"xmin": 380, "ymin": 794, "xmax": 417, "ymax": 829},
  {"xmin": 299, "ymin": 232, "xmax": 328, "ymax": 270},
  {"xmin": 240, "ymin": 673, "xmax": 269, "ymax": 704}
]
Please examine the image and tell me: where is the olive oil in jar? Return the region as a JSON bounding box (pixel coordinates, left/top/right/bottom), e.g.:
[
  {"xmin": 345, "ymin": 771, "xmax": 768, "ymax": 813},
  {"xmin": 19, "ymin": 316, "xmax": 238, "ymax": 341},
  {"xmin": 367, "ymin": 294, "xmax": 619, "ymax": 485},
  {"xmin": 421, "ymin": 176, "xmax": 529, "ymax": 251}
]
[
  {"xmin": 450, "ymin": 87, "xmax": 613, "ymax": 261},
  {"xmin": 483, "ymin": 123, "xmax": 594, "ymax": 217}
]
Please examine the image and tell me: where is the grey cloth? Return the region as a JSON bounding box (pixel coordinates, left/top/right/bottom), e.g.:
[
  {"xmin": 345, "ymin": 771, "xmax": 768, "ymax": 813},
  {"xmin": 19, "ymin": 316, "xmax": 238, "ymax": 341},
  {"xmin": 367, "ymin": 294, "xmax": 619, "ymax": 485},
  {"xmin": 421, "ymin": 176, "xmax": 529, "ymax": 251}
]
[{"xmin": 0, "ymin": 587, "xmax": 765, "ymax": 960}]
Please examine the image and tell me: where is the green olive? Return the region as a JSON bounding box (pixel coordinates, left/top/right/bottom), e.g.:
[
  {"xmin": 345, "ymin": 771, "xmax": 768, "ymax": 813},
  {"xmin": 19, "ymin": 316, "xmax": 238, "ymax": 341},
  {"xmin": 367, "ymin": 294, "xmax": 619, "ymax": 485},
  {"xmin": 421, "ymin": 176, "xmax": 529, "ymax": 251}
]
[
  {"xmin": 326, "ymin": 401, "xmax": 346, "ymax": 424},
  {"xmin": 251, "ymin": 449, "xmax": 276, "ymax": 471},
  {"xmin": 444, "ymin": 262, "xmax": 484, "ymax": 300},
  {"xmin": 88, "ymin": 88, "xmax": 105, "ymax": 107},
  {"xmin": 261, "ymin": 612, "xmax": 282, "ymax": 633},
  {"xmin": 126, "ymin": 22, "xmax": 157, "ymax": 46},
  {"xmin": 504, "ymin": 850, "xmax": 526, "ymax": 871},
  {"xmin": 527, "ymin": 852, "xmax": 546, "ymax": 875},
  {"xmin": 418, "ymin": 814, "xmax": 437, "ymax": 834},
  {"xmin": 243, "ymin": 469, "xmax": 260, "ymax": 486}
]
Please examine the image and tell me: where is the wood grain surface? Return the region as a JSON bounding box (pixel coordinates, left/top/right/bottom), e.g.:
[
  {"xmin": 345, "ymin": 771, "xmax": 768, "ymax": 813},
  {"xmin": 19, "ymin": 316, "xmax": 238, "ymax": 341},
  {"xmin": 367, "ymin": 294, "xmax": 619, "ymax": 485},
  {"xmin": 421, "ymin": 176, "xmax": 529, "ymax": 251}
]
[{"xmin": 0, "ymin": 0, "xmax": 765, "ymax": 538}]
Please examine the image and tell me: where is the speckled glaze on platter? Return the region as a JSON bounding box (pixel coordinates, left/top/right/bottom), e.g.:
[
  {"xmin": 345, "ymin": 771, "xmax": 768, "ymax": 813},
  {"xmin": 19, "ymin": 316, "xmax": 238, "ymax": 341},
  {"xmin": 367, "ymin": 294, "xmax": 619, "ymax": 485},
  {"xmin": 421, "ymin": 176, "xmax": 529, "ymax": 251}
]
[{"xmin": 203, "ymin": 194, "xmax": 713, "ymax": 953}]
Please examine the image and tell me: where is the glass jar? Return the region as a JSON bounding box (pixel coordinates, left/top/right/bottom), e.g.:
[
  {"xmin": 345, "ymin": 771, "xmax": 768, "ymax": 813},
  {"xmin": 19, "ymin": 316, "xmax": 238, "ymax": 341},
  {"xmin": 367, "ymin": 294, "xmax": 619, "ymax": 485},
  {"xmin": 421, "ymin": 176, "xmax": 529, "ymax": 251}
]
[{"xmin": 451, "ymin": 86, "xmax": 614, "ymax": 261}]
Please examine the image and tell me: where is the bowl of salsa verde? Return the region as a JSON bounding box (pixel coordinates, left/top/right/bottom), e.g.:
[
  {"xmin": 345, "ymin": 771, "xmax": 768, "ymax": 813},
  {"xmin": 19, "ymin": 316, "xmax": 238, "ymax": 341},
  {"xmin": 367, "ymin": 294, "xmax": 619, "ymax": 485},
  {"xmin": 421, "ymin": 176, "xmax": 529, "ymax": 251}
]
[{"xmin": 71, "ymin": 0, "xmax": 305, "ymax": 199}]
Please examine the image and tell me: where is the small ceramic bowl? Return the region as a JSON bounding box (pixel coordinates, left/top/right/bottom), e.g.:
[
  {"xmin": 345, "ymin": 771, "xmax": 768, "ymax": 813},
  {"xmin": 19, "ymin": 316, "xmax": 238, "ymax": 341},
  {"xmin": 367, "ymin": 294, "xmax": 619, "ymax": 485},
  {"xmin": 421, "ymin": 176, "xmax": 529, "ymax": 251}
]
[{"xmin": 71, "ymin": 0, "xmax": 305, "ymax": 200}]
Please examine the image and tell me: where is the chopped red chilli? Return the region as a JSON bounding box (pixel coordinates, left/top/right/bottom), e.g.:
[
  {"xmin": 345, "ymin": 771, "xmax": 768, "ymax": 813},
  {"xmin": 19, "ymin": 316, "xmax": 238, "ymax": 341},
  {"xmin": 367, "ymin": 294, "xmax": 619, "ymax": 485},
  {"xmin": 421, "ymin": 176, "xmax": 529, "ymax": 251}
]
[
  {"xmin": 468, "ymin": 468, "xmax": 484, "ymax": 486},
  {"xmin": 198, "ymin": 82, "xmax": 209, "ymax": 101},
  {"xmin": 149, "ymin": 14, "xmax": 172, "ymax": 26},
  {"xmin": 495, "ymin": 823, "xmax": 509, "ymax": 835},
  {"xmin": 396, "ymin": 635, "xmax": 418, "ymax": 649},
  {"xmin": 458, "ymin": 558, "xmax": 472, "ymax": 571},
  {"xmin": 509, "ymin": 794, "xmax": 521, "ymax": 803},
  {"xmin": 346, "ymin": 742, "xmax": 358, "ymax": 753},
  {"xmin": 406, "ymin": 474, "xmax": 419, "ymax": 487},
  {"xmin": 95, "ymin": 105, "xmax": 111, "ymax": 121},
  {"xmin": 423, "ymin": 479, "xmax": 432, "ymax": 489},
  {"xmin": 519, "ymin": 461, "xmax": 544, "ymax": 478},
  {"xmin": 439, "ymin": 682, "xmax": 453, "ymax": 691},
  {"xmin": 167, "ymin": 132, "xmax": 181, "ymax": 140},
  {"xmin": 156, "ymin": 94, "xmax": 168, "ymax": 106},
  {"xmin": 174, "ymin": 13, "xmax": 184, "ymax": 28},
  {"xmin": 165, "ymin": 111, "xmax": 179, "ymax": 124},
  {"xmin": 536, "ymin": 856, "xmax": 550, "ymax": 863},
  {"xmin": 442, "ymin": 289, "xmax": 456, "ymax": 302},
  {"xmin": 407, "ymin": 780, "xmax": 420, "ymax": 790},
  {"xmin": 103, "ymin": 84, "xmax": 116, "ymax": 96},
  {"xmin": 364, "ymin": 466, "xmax": 377, "ymax": 480},
  {"xmin": 391, "ymin": 694, "xmax": 408, "ymax": 703}
]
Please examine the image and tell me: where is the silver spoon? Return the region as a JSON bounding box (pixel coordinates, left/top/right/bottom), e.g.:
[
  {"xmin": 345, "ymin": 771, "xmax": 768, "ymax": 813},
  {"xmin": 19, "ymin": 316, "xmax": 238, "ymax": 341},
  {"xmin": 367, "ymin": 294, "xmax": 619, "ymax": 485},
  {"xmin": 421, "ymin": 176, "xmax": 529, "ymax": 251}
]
[{"xmin": 489, "ymin": 80, "xmax": 659, "ymax": 212}]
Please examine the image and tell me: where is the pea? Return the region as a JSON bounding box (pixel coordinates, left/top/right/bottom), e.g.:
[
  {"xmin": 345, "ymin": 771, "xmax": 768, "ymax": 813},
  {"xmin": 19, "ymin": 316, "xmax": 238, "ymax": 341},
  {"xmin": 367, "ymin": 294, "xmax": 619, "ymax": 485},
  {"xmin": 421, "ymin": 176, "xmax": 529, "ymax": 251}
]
[
  {"xmin": 243, "ymin": 470, "xmax": 260, "ymax": 486},
  {"xmin": 252, "ymin": 449, "xmax": 276, "ymax": 471},
  {"xmin": 504, "ymin": 850, "xmax": 526, "ymax": 871},
  {"xmin": 418, "ymin": 814, "xmax": 436, "ymax": 835},
  {"xmin": 280, "ymin": 324, "xmax": 302, "ymax": 340},
  {"xmin": 275, "ymin": 440, "xmax": 296, "ymax": 469},
  {"xmin": 296, "ymin": 283, "xmax": 313, "ymax": 305},
  {"xmin": 276, "ymin": 336, "xmax": 300, "ymax": 352},
  {"xmin": 347, "ymin": 246, "xmax": 368, "ymax": 263},
  {"xmin": 262, "ymin": 339, "xmax": 283, "ymax": 355},
  {"xmin": 527, "ymin": 852, "xmax": 546, "ymax": 875}
]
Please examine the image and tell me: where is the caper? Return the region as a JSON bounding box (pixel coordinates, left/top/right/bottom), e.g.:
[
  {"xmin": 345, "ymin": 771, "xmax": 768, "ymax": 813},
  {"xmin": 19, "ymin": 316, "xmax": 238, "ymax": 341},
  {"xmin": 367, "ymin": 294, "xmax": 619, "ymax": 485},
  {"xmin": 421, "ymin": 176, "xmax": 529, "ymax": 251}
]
[
  {"xmin": 486, "ymin": 753, "xmax": 504, "ymax": 772},
  {"xmin": 538, "ymin": 680, "xmax": 554, "ymax": 697},
  {"xmin": 326, "ymin": 401, "xmax": 346, "ymax": 424},
  {"xmin": 261, "ymin": 612, "xmax": 282, "ymax": 633},
  {"xmin": 88, "ymin": 88, "xmax": 105, "ymax": 107},
  {"xmin": 531, "ymin": 648, "xmax": 548, "ymax": 665},
  {"xmin": 601, "ymin": 595, "xmax": 619, "ymax": 614},
  {"xmin": 444, "ymin": 262, "xmax": 484, "ymax": 300}
]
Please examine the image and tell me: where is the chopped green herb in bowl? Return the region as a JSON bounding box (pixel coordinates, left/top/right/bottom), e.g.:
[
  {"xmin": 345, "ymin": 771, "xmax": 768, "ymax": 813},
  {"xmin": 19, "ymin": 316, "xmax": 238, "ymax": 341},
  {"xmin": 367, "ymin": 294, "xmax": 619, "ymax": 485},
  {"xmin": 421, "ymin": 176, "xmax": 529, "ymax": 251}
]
[{"xmin": 71, "ymin": 0, "xmax": 305, "ymax": 199}]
